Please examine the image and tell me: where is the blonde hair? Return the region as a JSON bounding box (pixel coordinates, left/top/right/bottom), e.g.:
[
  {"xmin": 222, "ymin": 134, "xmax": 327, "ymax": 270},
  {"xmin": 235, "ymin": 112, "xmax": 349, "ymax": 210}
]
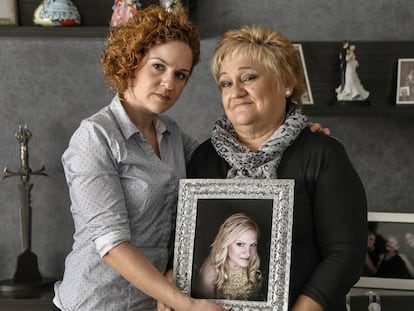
[
  {"xmin": 210, "ymin": 25, "xmax": 305, "ymax": 105},
  {"xmin": 207, "ymin": 213, "xmax": 261, "ymax": 296},
  {"xmin": 101, "ymin": 5, "xmax": 200, "ymax": 95}
]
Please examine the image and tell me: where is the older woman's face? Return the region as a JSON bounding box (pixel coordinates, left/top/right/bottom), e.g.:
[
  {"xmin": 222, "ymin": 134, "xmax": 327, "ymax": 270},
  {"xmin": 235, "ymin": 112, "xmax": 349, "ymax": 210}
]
[{"xmin": 218, "ymin": 56, "xmax": 287, "ymax": 132}]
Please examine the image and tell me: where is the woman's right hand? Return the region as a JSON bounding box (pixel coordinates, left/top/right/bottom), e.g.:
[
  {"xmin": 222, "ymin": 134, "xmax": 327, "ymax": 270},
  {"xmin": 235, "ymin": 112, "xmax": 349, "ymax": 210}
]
[
  {"xmin": 187, "ymin": 298, "xmax": 226, "ymax": 311},
  {"xmin": 159, "ymin": 297, "xmax": 225, "ymax": 311},
  {"xmin": 156, "ymin": 269, "xmax": 224, "ymax": 311}
]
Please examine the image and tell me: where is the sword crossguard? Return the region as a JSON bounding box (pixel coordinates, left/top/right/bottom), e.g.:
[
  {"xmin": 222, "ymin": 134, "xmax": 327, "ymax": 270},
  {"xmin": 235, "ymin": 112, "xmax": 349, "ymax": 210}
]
[
  {"xmin": 3, "ymin": 166, "xmax": 19, "ymax": 179},
  {"xmin": 3, "ymin": 165, "xmax": 48, "ymax": 183},
  {"xmin": 32, "ymin": 165, "xmax": 48, "ymax": 177}
]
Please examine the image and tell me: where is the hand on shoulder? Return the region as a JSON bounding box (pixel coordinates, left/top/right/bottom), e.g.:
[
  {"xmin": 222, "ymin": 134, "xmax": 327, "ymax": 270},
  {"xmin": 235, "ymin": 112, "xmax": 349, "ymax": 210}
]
[{"xmin": 308, "ymin": 122, "xmax": 331, "ymax": 136}]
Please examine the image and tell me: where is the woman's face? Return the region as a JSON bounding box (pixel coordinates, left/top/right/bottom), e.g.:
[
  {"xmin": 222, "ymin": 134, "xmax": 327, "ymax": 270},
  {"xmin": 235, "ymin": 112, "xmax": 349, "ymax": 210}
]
[
  {"xmin": 367, "ymin": 233, "xmax": 376, "ymax": 249},
  {"xmin": 385, "ymin": 235, "xmax": 399, "ymax": 252},
  {"xmin": 405, "ymin": 232, "xmax": 414, "ymax": 248},
  {"xmin": 227, "ymin": 229, "xmax": 258, "ymax": 268},
  {"xmin": 124, "ymin": 40, "xmax": 192, "ymax": 116},
  {"xmin": 218, "ymin": 55, "xmax": 287, "ymax": 133}
]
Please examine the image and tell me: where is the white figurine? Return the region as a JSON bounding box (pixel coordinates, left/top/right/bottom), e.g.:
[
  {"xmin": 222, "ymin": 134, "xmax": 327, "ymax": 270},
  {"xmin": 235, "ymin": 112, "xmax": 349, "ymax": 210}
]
[
  {"xmin": 159, "ymin": 0, "xmax": 184, "ymax": 13},
  {"xmin": 366, "ymin": 290, "xmax": 381, "ymax": 311},
  {"xmin": 336, "ymin": 43, "xmax": 369, "ymax": 102}
]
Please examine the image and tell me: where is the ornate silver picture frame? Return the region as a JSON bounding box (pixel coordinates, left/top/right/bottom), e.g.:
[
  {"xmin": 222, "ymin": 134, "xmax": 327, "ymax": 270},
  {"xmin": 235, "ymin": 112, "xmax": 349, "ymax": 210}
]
[
  {"xmin": 0, "ymin": 0, "xmax": 18, "ymax": 25},
  {"xmin": 173, "ymin": 178, "xmax": 294, "ymax": 311},
  {"xmin": 355, "ymin": 212, "xmax": 414, "ymax": 290},
  {"xmin": 293, "ymin": 44, "xmax": 314, "ymax": 105},
  {"xmin": 396, "ymin": 58, "xmax": 414, "ymax": 104}
]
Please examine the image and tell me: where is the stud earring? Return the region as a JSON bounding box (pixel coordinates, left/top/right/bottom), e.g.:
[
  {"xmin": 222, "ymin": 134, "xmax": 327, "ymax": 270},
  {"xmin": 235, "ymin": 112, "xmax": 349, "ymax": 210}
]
[{"xmin": 285, "ymin": 89, "xmax": 292, "ymax": 97}]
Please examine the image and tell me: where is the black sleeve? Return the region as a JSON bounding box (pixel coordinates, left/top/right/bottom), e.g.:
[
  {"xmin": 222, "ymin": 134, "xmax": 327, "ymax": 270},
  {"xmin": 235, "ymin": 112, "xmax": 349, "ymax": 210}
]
[
  {"xmin": 302, "ymin": 136, "xmax": 367, "ymax": 310},
  {"xmin": 186, "ymin": 139, "xmax": 229, "ymax": 178}
]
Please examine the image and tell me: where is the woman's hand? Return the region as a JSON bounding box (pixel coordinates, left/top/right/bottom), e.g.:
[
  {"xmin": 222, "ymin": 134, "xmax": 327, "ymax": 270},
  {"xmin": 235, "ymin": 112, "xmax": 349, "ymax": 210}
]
[
  {"xmin": 309, "ymin": 122, "xmax": 331, "ymax": 136},
  {"xmin": 158, "ymin": 297, "xmax": 225, "ymax": 311},
  {"xmin": 158, "ymin": 295, "xmax": 225, "ymax": 311},
  {"xmin": 158, "ymin": 269, "xmax": 174, "ymax": 311},
  {"xmin": 182, "ymin": 299, "xmax": 226, "ymax": 311},
  {"xmin": 158, "ymin": 301, "xmax": 173, "ymax": 311},
  {"xmin": 291, "ymin": 294, "xmax": 323, "ymax": 311},
  {"xmin": 157, "ymin": 268, "xmax": 225, "ymax": 311}
]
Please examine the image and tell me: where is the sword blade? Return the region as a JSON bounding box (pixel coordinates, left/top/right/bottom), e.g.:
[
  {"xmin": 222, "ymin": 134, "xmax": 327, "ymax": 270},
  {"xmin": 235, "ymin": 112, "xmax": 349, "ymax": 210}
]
[{"xmin": 18, "ymin": 182, "xmax": 33, "ymax": 252}]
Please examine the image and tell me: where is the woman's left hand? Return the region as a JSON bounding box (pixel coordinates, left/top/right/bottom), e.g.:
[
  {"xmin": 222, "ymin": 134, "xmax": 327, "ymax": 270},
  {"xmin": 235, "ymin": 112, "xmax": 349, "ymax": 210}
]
[
  {"xmin": 309, "ymin": 122, "xmax": 331, "ymax": 136},
  {"xmin": 291, "ymin": 294, "xmax": 323, "ymax": 311}
]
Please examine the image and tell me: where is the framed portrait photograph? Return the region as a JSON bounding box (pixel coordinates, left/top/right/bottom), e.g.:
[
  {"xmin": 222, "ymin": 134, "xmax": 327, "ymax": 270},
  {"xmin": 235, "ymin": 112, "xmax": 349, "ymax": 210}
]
[
  {"xmin": 396, "ymin": 58, "xmax": 414, "ymax": 104},
  {"xmin": 173, "ymin": 178, "xmax": 295, "ymax": 311},
  {"xmin": 354, "ymin": 212, "xmax": 414, "ymax": 290},
  {"xmin": 293, "ymin": 44, "xmax": 314, "ymax": 105},
  {"xmin": 0, "ymin": 0, "xmax": 18, "ymax": 25}
]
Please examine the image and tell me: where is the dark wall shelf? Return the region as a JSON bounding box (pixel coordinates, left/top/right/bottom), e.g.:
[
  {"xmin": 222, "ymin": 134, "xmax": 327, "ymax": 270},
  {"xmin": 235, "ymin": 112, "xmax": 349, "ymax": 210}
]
[
  {"xmin": 1, "ymin": 0, "xmax": 194, "ymax": 37},
  {"xmin": 303, "ymin": 105, "xmax": 414, "ymax": 117},
  {"xmin": 300, "ymin": 41, "xmax": 414, "ymax": 117},
  {"xmin": 15, "ymin": 0, "xmax": 194, "ymax": 26},
  {"xmin": 2, "ymin": 8, "xmax": 414, "ymax": 118},
  {"xmin": 0, "ymin": 26, "xmax": 109, "ymax": 38}
]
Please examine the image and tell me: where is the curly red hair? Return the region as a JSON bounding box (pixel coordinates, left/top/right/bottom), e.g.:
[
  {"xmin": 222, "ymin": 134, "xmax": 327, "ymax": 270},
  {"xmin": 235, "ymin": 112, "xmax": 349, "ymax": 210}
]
[{"xmin": 101, "ymin": 5, "xmax": 200, "ymax": 94}]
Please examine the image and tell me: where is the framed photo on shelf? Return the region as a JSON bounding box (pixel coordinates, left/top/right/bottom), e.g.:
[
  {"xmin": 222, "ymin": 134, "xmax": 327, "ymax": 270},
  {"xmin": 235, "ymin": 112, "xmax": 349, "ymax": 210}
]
[
  {"xmin": 0, "ymin": 0, "xmax": 18, "ymax": 25},
  {"xmin": 354, "ymin": 212, "xmax": 414, "ymax": 290},
  {"xmin": 293, "ymin": 44, "xmax": 314, "ymax": 105},
  {"xmin": 396, "ymin": 58, "xmax": 414, "ymax": 104},
  {"xmin": 173, "ymin": 178, "xmax": 294, "ymax": 311}
]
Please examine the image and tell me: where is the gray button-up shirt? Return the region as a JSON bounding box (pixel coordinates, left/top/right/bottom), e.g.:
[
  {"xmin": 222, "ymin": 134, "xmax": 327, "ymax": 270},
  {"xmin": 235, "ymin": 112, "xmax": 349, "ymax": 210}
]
[{"xmin": 54, "ymin": 96, "xmax": 198, "ymax": 310}]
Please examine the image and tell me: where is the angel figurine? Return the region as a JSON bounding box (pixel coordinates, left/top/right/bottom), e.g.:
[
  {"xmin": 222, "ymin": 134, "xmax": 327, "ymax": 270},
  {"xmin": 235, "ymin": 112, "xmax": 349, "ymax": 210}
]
[{"xmin": 335, "ymin": 42, "xmax": 370, "ymax": 102}]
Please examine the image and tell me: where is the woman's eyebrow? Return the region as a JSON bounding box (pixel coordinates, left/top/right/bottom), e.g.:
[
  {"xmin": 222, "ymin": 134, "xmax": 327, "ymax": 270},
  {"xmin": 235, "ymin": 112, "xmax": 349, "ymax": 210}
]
[{"xmin": 148, "ymin": 57, "xmax": 191, "ymax": 73}]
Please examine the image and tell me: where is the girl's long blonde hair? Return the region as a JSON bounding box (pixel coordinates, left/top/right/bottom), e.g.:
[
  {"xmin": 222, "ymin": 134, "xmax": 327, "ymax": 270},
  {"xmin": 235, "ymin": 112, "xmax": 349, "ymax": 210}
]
[{"xmin": 207, "ymin": 213, "xmax": 261, "ymax": 296}]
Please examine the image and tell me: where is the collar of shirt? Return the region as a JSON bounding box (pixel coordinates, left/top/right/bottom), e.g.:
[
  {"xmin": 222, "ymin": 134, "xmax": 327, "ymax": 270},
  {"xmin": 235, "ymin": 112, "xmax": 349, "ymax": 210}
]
[{"xmin": 109, "ymin": 95, "xmax": 168, "ymax": 144}]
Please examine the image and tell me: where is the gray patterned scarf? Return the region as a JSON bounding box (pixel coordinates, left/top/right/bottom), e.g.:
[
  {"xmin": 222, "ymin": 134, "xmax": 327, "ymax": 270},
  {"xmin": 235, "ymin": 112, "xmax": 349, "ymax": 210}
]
[{"xmin": 211, "ymin": 103, "xmax": 309, "ymax": 178}]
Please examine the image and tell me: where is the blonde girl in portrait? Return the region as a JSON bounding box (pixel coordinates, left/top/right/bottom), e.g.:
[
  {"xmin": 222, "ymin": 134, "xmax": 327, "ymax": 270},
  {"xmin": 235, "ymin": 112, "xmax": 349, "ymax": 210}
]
[{"xmin": 197, "ymin": 213, "xmax": 262, "ymax": 300}]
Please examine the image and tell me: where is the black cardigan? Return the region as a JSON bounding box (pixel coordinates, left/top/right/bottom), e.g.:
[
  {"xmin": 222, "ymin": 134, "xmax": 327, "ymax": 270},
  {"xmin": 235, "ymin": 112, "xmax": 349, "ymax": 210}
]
[{"xmin": 187, "ymin": 128, "xmax": 367, "ymax": 311}]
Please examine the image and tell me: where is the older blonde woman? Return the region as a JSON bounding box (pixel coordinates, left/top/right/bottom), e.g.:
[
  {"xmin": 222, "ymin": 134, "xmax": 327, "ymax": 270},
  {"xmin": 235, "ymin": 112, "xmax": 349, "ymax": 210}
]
[
  {"xmin": 197, "ymin": 213, "xmax": 262, "ymax": 300},
  {"xmin": 188, "ymin": 25, "xmax": 367, "ymax": 311}
]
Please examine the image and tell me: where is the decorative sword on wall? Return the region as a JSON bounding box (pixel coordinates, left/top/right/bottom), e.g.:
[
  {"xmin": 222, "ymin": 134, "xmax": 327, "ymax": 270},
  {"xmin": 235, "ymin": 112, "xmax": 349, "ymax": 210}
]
[{"xmin": 3, "ymin": 124, "xmax": 47, "ymax": 285}]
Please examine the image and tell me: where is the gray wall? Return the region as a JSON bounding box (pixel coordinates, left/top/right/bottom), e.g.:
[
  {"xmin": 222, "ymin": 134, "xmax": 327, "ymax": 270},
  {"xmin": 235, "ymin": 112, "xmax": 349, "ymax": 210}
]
[{"xmin": 0, "ymin": 0, "xmax": 413, "ymax": 282}]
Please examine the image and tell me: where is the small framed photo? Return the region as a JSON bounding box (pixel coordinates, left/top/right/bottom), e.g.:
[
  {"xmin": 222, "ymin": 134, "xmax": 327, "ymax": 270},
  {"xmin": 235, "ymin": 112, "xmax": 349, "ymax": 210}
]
[
  {"xmin": 293, "ymin": 44, "xmax": 314, "ymax": 105},
  {"xmin": 354, "ymin": 212, "xmax": 414, "ymax": 290},
  {"xmin": 0, "ymin": 0, "xmax": 18, "ymax": 25},
  {"xmin": 396, "ymin": 58, "xmax": 414, "ymax": 104},
  {"xmin": 173, "ymin": 179, "xmax": 294, "ymax": 311}
]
